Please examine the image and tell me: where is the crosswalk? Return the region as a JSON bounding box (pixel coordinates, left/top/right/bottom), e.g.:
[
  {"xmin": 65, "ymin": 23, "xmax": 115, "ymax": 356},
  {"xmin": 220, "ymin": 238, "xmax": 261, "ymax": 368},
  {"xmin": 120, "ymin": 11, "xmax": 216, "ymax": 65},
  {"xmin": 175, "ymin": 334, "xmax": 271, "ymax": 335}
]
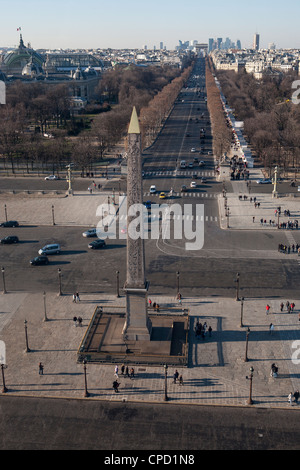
[
  {"xmin": 118, "ymin": 214, "xmax": 218, "ymax": 223},
  {"xmin": 143, "ymin": 191, "xmax": 218, "ymax": 199},
  {"xmin": 143, "ymin": 170, "xmax": 215, "ymax": 177}
]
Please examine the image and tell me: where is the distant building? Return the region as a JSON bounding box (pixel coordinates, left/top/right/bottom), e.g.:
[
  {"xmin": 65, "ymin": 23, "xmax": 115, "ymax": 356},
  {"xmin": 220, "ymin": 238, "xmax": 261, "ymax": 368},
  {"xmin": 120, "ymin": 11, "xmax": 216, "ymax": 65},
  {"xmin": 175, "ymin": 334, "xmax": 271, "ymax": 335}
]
[{"xmin": 253, "ymin": 34, "xmax": 260, "ymax": 51}]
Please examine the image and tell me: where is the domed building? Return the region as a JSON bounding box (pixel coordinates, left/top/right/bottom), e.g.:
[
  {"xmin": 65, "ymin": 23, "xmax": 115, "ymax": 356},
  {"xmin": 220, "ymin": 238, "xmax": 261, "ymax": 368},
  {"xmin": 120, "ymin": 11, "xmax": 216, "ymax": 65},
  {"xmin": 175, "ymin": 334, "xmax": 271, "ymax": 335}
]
[
  {"xmin": 1, "ymin": 34, "xmax": 45, "ymax": 76},
  {"xmin": 22, "ymin": 55, "xmax": 44, "ymax": 78}
]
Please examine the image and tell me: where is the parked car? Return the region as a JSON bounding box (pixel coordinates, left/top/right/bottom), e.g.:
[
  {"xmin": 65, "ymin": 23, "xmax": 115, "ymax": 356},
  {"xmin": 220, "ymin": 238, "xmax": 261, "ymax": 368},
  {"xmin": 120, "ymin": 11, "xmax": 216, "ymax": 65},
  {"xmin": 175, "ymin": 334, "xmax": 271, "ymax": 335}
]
[
  {"xmin": 82, "ymin": 228, "xmax": 98, "ymax": 238},
  {"xmin": 0, "ymin": 220, "xmax": 19, "ymax": 227},
  {"xmin": 150, "ymin": 185, "xmax": 156, "ymax": 194},
  {"xmin": 188, "ymin": 162, "xmax": 194, "ymax": 168},
  {"xmin": 181, "ymin": 185, "xmax": 188, "ymax": 192},
  {"xmin": 200, "ymin": 177, "xmax": 207, "ymax": 183},
  {"xmin": 0, "ymin": 236, "xmax": 19, "ymax": 244},
  {"xmin": 190, "ymin": 181, "xmax": 197, "ymax": 188},
  {"xmin": 256, "ymin": 178, "xmax": 272, "ymax": 184},
  {"xmin": 88, "ymin": 239, "xmax": 106, "ymax": 249},
  {"xmin": 191, "ymin": 148, "xmax": 196, "ymax": 153},
  {"xmin": 45, "ymin": 175, "xmax": 58, "ymax": 180},
  {"xmin": 30, "ymin": 256, "xmax": 49, "ymax": 266},
  {"xmin": 38, "ymin": 244, "xmax": 61, "ymax": 255}
]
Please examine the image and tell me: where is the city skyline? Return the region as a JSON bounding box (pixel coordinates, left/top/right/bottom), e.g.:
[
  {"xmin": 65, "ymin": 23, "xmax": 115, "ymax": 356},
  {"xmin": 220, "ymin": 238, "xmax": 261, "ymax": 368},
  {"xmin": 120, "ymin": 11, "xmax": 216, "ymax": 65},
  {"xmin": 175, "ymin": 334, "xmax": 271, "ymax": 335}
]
[{"xmin": 0, "ymin": 0, "xmax": 299, "ymax": 50}]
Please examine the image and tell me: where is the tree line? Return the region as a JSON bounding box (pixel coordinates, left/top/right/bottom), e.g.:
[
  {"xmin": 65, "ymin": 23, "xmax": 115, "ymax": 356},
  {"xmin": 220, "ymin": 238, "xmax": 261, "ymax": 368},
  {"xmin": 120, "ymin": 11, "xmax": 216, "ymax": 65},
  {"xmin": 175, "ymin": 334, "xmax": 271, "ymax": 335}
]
[{"xmin": 216, "ymin": 68, "xmax": 300, "ymax": 175}]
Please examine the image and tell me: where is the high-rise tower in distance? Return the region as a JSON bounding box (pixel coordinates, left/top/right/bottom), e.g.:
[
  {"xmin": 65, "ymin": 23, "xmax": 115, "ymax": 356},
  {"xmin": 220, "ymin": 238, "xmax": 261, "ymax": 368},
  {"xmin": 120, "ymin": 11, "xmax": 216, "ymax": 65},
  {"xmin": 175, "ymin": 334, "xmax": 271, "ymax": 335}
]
[{"xmin": 253, "ymin": 33, "xmax": 260, "ymax": 51}]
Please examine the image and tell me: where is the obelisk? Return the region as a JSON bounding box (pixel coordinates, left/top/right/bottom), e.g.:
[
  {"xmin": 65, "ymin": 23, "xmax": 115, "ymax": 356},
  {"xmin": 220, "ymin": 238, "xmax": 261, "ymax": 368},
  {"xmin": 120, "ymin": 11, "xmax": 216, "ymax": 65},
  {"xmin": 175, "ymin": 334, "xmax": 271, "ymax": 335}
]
[{"xmin": 122, "ymin": 107, "xmax": 152, "ymax": 341}]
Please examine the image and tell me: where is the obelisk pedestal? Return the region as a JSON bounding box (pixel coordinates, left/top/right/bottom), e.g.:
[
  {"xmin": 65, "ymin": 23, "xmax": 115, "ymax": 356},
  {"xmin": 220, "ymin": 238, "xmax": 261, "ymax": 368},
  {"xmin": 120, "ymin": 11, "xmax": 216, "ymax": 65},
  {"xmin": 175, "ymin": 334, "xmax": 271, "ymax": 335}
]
[{"xmin": 122, "ymin": 107, "xmax": 152, "ymax": 341}]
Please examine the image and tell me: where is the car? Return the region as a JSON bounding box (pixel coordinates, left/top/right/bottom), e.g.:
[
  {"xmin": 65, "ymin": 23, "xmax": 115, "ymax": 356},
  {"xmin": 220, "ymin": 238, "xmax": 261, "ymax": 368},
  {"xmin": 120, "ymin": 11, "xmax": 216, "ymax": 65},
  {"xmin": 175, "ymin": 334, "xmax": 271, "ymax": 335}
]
[
  {"xmin": 199, "ymin": 161, "xmax": 205, "ymax": 167},
  {"xmin": 256, "ymin": 178, "xmax": 272, "ymax": 184},
  {"xmin": 191, "ymin": 148, "xmax": 196, "ymax": 153},
  {"xmin": 45, "ymin": 175, "xmax": 58, "ymax": 180},
  {"xmin": 150, "ymin": 185, "xmax": 156, "ymax": 194},
  {"xmin": 88, "ymin": 239, "xmax": 106, "ymax": 249},
  {"xmin": 181, "ymin": 185, "xmax": 188, "ymax": 192},
  {"xmin": 192, "ymin": 172, "xmax": 198, "ymax": 179},
  {"xmin": 144, "ymin": 200, "xmax": 152, "ymax": 210},
  {"xmin": 0, "ymin": 236, "xmax": 19, "ymax": 244},
  {"xmin": 38, "ymin": 244, "xmax": 60, "ymax": 255},
  {"xmin": 82, "ymin": 228, "xmax": 98, "ymax": 238},
  {"xmin": 159, "ymin": 192, "xmax": 166, "ymax": 199},
  {"xmin": 30, "ymin": 256, "xmax": 49, "ymax": 266},
  {"xmin": 193, "ymin": 157, "xmax": 199, "ymax": 163},
  {"xmin": 0, "ymin": 220, "xmax": 19, "ymax": 227},
  {"xmin": 200, "ymin": 177, "xmax": 207, "ymax": 183},
  {"xmin": 188, "ymin": 162, "xmax": 194, "ymax": 168},
  {"xmin": 190, "ymin": 181, "xmax": 197, "ymax": 188}
]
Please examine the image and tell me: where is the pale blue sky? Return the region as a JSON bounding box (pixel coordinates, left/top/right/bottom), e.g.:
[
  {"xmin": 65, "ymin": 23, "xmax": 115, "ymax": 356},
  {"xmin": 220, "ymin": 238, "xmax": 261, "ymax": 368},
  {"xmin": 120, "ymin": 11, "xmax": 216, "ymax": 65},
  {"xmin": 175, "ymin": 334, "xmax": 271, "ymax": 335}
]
[{"xmin": 0, "ymin": 0, "xmax": 299, "ymax": 50}]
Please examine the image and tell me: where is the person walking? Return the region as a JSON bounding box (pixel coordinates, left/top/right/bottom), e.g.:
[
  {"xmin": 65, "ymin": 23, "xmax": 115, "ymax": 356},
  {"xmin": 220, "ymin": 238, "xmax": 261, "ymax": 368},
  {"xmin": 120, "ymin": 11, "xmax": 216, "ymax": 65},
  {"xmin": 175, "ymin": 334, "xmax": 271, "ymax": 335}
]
[
  {"xmin": 39, "ymin": 362, "xmax": 44, "ymax": 375},
  {"xmin": 280, "ymin": 302, "xmax": 284, "ymax": 312},
  {"xmin": 113, "ymin": 380, "xmax": 119, "ymax": 393},
  {"xmin": 130, "ymin": 367, "xmax": 135, "ymax": 379},
  {"xmin": 73, "ymin": 293, "xmax": 77, "ymax": 303},
  {"xmin": 173, "ymin": 370, "xmax": 179, "ymax": 384},
  {"xmin": 269, "ymin": 323, "xmax": 274, "ymax": 335},
  {"xmin": 121, "ymin": 364, "xmax": 125, "ymax": 375},
  {"xmin": 293, "ymin": 390, "xmax": 299, "ymax": 404},
  {"xmin": 266, "ymin": 304, "xmax": 271, "ymax": 315},
  {"xmin": 179, "ymin": 375, "xmax": 183, "ymax": 386},
  {"xmin": 125, "ymin": 365, "xmax": 129, "ymax": 377},
  {"xmin": 114, "ymin": 365, "xmax": 119, "ymax": 378},
  {"xmin": 288, "ymin": 392, "xmax": 293, "ymax": 405},
  {"xmin": 76, "ymin": 292, "xmax": 80, "ymax": 302}
]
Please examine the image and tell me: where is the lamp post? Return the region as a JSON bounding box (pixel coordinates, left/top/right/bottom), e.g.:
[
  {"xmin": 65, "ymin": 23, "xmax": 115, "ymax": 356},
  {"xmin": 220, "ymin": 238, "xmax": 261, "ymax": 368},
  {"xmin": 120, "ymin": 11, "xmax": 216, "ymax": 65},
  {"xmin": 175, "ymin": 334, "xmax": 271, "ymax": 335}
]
[
  {"xmin": 24, "ymin": 319, "xmax": 31, "ymax": 353},
  {"xmin": 164, "ymin": 364, "xmax": 169, "ymax": 401},
  {"xmin": 51, "ymin": 205, "xmax": 55, "ymax": 226},
  {"xmin": 226, "ymin": 207, "xmax": 230, "ymax": 228},
  {"xmin": 244, "ymin": 327, "xmax": 250, "ymax": 362},
  {"xmin": 235, "ymin": 272, "xmax": 240, "ymax": 301},
  {"xmin": 83, "ymin": 358, "xmax": 90, "ymax": 397},
  {"xmin": 246, "ymin": 366, "xmax": 254, "ymax": 405},
  {"xmin": 43, "ymin": 291, "xmax": 48, "ymax": 322},
  {"xmin": 4, "ymin": 204, "xmax": 7, "ymax": 222},
  {"xmin": 240, "ymin": 297, "xmax": 245, "ymax": 327},
  {"xmin": 116, "ymin": 270, "xmax": 120, "ymax": 298},
  {"xmin": 1, "ymin": 364, "xmax": 8, "ymax": 393},
  {"xmin": 1, "ymin": 267, "xmax": 6, "ymax": 295},
  {"xmin": 58, "ymin": 268, "xmax": 62, "ymax": 296},
  {"xmin": 176, "ymin": 271, "xmax": 180, "ymax": 296}
]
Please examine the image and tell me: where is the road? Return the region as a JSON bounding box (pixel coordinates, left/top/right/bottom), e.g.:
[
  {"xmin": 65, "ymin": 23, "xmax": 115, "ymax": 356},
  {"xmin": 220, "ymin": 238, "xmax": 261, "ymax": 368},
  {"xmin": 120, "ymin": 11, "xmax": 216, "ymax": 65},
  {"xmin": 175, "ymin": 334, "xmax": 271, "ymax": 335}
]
[{"xmin": 0, "ymin": 396, "xmax": 299, "ymax": 450}]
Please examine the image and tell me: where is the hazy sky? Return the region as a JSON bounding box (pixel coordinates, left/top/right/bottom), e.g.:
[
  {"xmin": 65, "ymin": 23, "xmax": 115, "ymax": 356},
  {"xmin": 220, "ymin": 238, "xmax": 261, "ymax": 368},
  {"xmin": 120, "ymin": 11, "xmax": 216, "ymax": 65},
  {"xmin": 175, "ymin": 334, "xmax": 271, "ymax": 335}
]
[{"xmin": 0, "ymin": 0, "xmax": 299, "ymax": 50}]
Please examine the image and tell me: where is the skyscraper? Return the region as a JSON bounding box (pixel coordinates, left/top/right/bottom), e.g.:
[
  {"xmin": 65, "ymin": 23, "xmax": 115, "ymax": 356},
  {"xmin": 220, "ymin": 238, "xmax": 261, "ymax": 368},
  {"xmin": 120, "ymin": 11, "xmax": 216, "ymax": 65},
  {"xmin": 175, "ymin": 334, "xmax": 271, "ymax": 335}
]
[{"xmin": 253, "ymin": 33, "xmax": 260, "ymax": 51}]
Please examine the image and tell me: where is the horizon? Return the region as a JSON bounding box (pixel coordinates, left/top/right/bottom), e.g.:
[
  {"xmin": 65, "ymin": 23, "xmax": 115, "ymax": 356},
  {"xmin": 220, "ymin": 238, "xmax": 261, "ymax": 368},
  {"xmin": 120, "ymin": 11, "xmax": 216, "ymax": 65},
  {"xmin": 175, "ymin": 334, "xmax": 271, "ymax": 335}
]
[{"xmin": 0, "ymin": 0, "xmax": 299, "ymax": 50}]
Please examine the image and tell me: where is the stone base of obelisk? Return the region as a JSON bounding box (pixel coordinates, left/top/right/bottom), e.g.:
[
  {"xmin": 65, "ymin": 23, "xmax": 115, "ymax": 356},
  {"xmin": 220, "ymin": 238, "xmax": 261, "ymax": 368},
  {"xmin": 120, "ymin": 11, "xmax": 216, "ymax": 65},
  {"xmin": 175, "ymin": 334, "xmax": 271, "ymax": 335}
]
[{"xmin": 122, "ymin": 286, "xmax": 152, "ymax": 341}]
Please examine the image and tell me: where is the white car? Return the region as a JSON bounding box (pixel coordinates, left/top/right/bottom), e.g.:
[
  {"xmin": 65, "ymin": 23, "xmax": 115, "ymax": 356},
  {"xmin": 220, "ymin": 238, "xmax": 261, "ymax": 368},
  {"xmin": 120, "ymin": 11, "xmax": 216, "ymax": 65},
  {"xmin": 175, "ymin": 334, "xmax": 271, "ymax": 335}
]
[
  {"xmin": 150, "ymin": 185, "xmax": 156, "ymax": 194},
  {"xmin": 190, "ymin": 181, "xmax": 197, "ymax": 188},
  {"xmin": 191, "ymin": 148, "xmax": 196, "ymax": 153},
  {"xmin": 45, "ymin": 175, "xmax": 58, "ymax": 180},
  {"xmin": 82, "ymin": 228, "xmax": 98, "ymax": 238}
]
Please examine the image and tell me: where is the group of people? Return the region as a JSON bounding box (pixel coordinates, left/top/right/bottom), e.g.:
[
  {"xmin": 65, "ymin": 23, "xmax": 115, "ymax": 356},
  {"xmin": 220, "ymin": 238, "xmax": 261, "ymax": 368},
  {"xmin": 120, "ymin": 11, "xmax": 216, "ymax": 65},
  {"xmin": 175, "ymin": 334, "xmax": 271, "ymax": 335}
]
[
  {"xmin": 148, "ymin": 300, "xmax": 160, "ymax": 312},
  {"xmin": 72, "ymin": 292, "xmax": 80, "ymax": 303},
  {"xmin": 113, "ymin": 364, "xmax": 135, "ymax": 392},
  {"xmin": 279, "ymin": 220, "xmax": 299, "ymax": 230},
  {"xmin": 194, "ymin": 320, "xmax": 212, "ymax": 339},
  {"xmin": 288, "ymin": 390, "xmax": 300, "ymax": 405},
  {"xmin": 173, "ymin": 369, "xmax": 183, "ymax": 385},
  {"xmin": 280, "ymin": 301, "xmax": 296, "ymax": 313}
]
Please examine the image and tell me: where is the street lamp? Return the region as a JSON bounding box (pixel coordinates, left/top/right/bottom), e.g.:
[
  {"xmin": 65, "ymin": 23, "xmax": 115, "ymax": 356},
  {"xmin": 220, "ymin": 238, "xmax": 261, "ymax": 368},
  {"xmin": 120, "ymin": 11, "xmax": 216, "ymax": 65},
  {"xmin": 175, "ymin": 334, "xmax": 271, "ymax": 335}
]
[
  {"xmin": 43, "ymin": 291, "xmax": 48, "ymax": 322},
  {"xmin": 4, "ymin": 204, "xmax": 7, "ymax": 222},
  {"xmin": 240, "ymin": 297, "xmax": 245, "ymax": 327},
  {"xmin": 1, "ymin": 364, "xmax": 8, "ymax": 393},
  {"xmin": 83, "ymin": 358, "xmax": 90, "ymax": 397},
  {"xmin": 246, "ymin": 366, "xmax": 254, "ymax": 405},
  {"xmin": 164, "ymin": 364, "xmax": 169, "ymax": 401},
  {"xmin": 116, "ymin": 270, "xmax": 120, "ymax": 298},
  {"xmin": 235, "ymin": 272, "xmax": 240, "ymax": 301},
  {"xmin": 1, "ymin": 267, "xmax": 6, "ymax": 295},
  {"xmin": 244, "ymin": 327, "xmax": 250, "ymax": 362},
  {"xmin": 226, "ymin": 207, "xmax": 230, "ymax": 228},
  {"xmin": 24, "ymin": 319, "xmax": 31, "ymax": 353},
  {"xmin": 51, "ymin": 205, "xmax": 55, "ymax": 226},
  {"xmin": 176, "ymin": 271, "xmax": 180, "ymax": 296},
  {"xmin": 58, "ymin": 268, "xmax": 62, "ymax": 296}
]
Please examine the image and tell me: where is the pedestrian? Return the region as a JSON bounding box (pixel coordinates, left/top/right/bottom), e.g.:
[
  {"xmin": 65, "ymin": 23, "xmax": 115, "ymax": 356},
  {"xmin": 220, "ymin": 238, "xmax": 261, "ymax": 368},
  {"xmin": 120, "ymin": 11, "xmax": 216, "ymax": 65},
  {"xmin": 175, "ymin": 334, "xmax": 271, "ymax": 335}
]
[
  {"xmin": 294, "ymin": 390, "xmax": 299, "ymax": 404},
  {"xmin": 269, "ymin": 323, "xmax": 274, "ymax": 335},
  {"xmin": 121, "ymin": 364, "xmax": 125, "ymax": 375},
  {"xmin": 208, "ymin": 326, "xmax": 212, "ymax": 337},
  {"xmin": 280, "ymin": 302, "xmax": 284, "ymax": 312},
  {"xmin": 77, "ymin": 316, "xmax": 82, "ymax": 326},
  {"xmin": 113, "ymin": 380, "xmax": 119, "ymax": 393},
  {"xmin": 130, "ymin": 367, "xmax": 135, "ymax": 379},
  {"xmin": 148, "ymin": 299, "xmax": 152, "ymax": 308},
  {"xmin": 76, "ymin": 292, "xmax": 80, "ymax": 302},
  {"xmin": 291, "ymin": 302, "xmax": 295, "ymax": 312},
  {"xmin": 39, "ymin": 362, "xmax": 44, "ymax": 375},
  {"xmin": 73, "ymin": 316, "xmax": 77, "ymax": 326},
  {"xmin": 253, "ymin": 216, "xmax": 255, "ymax": 223},
  {"xmin": 266, "ymin": 304, "xmax": 271, "ymax": 314},
  {"xmin": 73, "ymin": 293, "xmax": 77, "ymax": 303},
  {"xmin": 125, "ymin": 365, "xmax": 129, "ymax": 377},
  {"xmin": 173, "ymin": 369, "xmax": 179, "ymax": 384},
  {"xmin": 179, "ymin": 375, "xmax": 183, "ymax": 386},
  {"xmin": 288, "ymin": 392, "xmax": 293, "ymax": 405},
  {"xmin": 114, "ymin": 365, "xmax": 119, "ymax": 378}
]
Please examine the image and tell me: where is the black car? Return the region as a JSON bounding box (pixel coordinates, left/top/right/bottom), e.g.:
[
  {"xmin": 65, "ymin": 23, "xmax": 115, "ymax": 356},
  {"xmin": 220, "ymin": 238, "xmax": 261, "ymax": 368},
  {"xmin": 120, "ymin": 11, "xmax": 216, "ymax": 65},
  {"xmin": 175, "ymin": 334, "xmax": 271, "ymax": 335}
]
[
  {"xmin": 88, "ymin": 239, "xmax": 106, "ymax": 249},
  {"xmin": 30, "ymin": 256, "xmax": 49, "ymax": 266},
  {"xmin": 0, "ymin": 220, "xmax": 19, "ymax": 227},
  {"xmin": 0, "ymin": 236, "xmax": 19, "ymax": 244}
]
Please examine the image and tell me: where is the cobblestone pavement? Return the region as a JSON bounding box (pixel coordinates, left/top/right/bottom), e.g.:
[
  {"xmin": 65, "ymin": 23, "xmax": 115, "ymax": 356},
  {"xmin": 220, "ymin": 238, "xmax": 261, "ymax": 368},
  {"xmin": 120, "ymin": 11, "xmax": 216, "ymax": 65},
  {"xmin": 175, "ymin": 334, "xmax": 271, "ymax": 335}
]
[{"xmin": 0, "ymin": 291, "xmax": 300, "ymax": 410}]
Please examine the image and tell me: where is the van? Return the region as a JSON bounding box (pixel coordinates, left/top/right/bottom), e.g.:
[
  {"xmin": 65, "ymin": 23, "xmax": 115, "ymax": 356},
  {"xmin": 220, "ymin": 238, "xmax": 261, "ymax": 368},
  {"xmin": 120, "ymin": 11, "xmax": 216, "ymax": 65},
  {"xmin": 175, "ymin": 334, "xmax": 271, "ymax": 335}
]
[
  {"xmin": 180, "ymin": 160, "xmax": 186, "ymax": 168},
  {"xmin": 38, "ymin": 244, "xmax": 61, "ymax": 255}
]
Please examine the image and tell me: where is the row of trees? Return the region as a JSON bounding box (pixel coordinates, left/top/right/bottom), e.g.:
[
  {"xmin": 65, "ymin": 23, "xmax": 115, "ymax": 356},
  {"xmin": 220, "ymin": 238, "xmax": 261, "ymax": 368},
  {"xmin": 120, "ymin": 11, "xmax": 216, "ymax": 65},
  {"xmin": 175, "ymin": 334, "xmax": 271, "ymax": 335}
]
[
  {"xmin": 216, "ymin": 68, "xmax": 300, "ymax": 175},
  {"xmin": 205, "ymin": 59, "xmax": 232, "ymax": 158},
  {"xmin": 0, "ymin": 63, "xmax": 193, "ymax": 174}
]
